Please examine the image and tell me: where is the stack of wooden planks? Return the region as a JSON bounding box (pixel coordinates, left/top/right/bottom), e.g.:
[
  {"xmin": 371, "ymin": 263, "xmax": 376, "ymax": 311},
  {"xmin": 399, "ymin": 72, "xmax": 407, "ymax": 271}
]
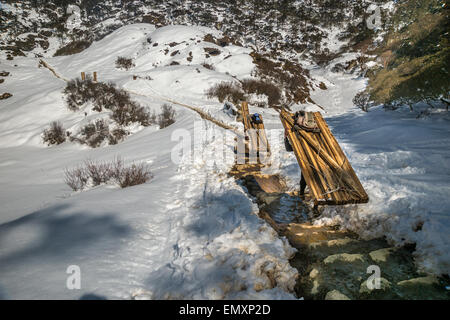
[
  {"xmin": 280, "ymin": 109, "xmax": 369, "ymax": 205},
  {"xmin": 240, "ymin": 102, "xmax": 271, "ymax": 158}
]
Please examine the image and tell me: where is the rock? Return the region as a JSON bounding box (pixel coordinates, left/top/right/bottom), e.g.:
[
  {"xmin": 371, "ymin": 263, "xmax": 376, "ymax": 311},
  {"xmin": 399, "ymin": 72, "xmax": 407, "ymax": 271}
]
[
  {"xmin": 369, "ymin": 247, "xmax": 396, "ymax": 263},
  {"xmin": 0, "ymin": 71, "xmax": 10, "ymax": 77},
  {"xmin": 310, "ymin": 279, "xmax": 320, "ymax": 295},
  {"xmin": 326, "ymin": 238, "xmax": 358, "ymax": 247},
  {"xmin": 284, "ymin": 223, "xmax": 349, "ymax": 247},
  {"xmin": 360, "ymin": 277, "xmax": 391, "ymax": 294},
  {"xmin": 397, "ymin": 276, "xmax": 439, "ymax": 288},
  {"xmin": 0, "ymin": 93, "xmax": 12, "ymax": 100},
  {"xmin": 325, "ymin": 290, "xmax": 351, "ymax": 300},
  {"xmin": 397, "ymin": 276, "xmax": 445, "ymax": 299},
  {"xmin": 204, "ymin": 47, "xmax": 221, "ymax": 56},
  {"xmin": 309, "ymin": 237, "xmax": 358, "ymax": 249},
  {"xmin": 324, "ymin": 253, "xmax": 365, "ymax": 264},
  {"xmin": 309, "ymin": 268, "xmax": 319, "ymax": 279}
]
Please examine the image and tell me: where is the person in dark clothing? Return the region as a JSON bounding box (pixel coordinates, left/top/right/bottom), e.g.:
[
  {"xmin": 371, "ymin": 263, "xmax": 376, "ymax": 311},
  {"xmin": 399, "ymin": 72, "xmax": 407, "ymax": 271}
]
[
  {"xmin": 251, "ymin": 113, "xmax": 263, "ymax": 124},
  {"xmin": 299, "ymin": 173, "xmax": 307, "ymax": 196},
  {"xmin": 284, "ymin": 128, "xmax": 308, "ymax": 196}
]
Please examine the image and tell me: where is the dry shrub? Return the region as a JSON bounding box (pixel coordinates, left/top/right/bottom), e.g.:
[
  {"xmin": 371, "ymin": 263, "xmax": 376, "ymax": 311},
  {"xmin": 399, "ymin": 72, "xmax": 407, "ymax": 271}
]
[
  {"xmin": 71, "ymin": 119, "xmax": 129, "ymax": 148},
  {"xmin": 206, "ymin": 82, "xmax": 246, "ymax": 105},
  {"xmin": 116, "ymin": 162, "xmax": 152, "ymax": 188},
  {"xmin": 353, "ymin": 91, "xmax": 371, "ymax": 112},
  {"xmin": 42, "ymin": 121, "xmax": 66, "ymax": 145},
  {"xmin": 250, "ymin": 52, "xmax": 312, "ymax": 104},
  {"xmin": 64, "ymin": 166, "xmax": 89, "ymax": 191},
  {"xmin": 115, "ymin": 56, "xmax": 135, "ymax": 70},
  {"xmin": 85, "ymin": 159, "xmax": 113, "ymax": 186},
  {"xmin": 0, "ymin": 92, "xmax": 12, "ymax": 100},
  {"xmin": 64, "ymin": 76, "xmax": 97, "ymax": 111},
  {"xmin": 204, "ymin": 47, "xmax": 221, "ymax": 56},
  {"xmin": 242, "ymin": 79, "xmax": 281, "ymax": 105},
  {"xmin": 158, "ymin": 104, "xmax": 176, "ymax": 129},
  {"xmin": 64, "ymin": 157, "xmax": 152, "ymax": 191},
  {"xmin": 110, "ymin": 92, "xmax": 152, "ymax": 127},
  {"xmin": 109, "ymin": 128, "xmax": 129, "ymax": 145},
  {"xmin": 77, "ymin": 119, "xmax": 110, "ymax": 148},
  {"xmin": 54, "ymin": 40, "xmax": 92, "ymax": 57},
  {"xmin": 202, "ymin": 63, "xmax": 215, "ymax": 70},
  {"xmin": 64, "ymin": 78, "xmax": 152, "ymax": 127}
]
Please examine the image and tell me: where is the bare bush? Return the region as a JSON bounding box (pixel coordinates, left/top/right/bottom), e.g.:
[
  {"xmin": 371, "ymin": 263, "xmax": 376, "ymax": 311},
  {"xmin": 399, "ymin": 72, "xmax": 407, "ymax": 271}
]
[
  {"xmin": 54, "ymin": 40, "xmax": 92, "ymax": 57},
  {"xmin": 110, "ymin": 91, "xmax": 152, "ymax": 126},
  {"xmin": 115, "ymin": 56, "xmax": 135, "ymax": 70},
  {"xmin": 353, "ymin": 91, "xmax": 371, "ymax": 112},
  {"xmin": 64, "ymin": 79, "xmax": 152, "ymax": 127},
  {"xmin": 72, "ymin": 119, "xmax": 130, "ymax": 148},
  {"xmin": 64, "ymin": 157, "xmax": 152, "ymax": 191},
  {"xmin": 206, "ymin": 82, "xmax": 246, "ymax": 105},
  {"xmin": 115, "ymin": 162, "xmax": 152, "ymax": 188},
  {"xmin": 64, "ymin": 77, "xmax": 96, "ymax": 111},
  {"xmin": 109, "ymin": 127, "xmax": 129, "ymax": 145},
  {"xmin": 73, "ymin": 119, "xmax": 111, "ymax": 148},
  {"xmin": 202, "ymin": 63, "xmax": 215, "ymax": 70},
  {"xmin": 64, "ymin": 166, "xmax": 89, "ymax": 191},
  {"xmin": 84, "ymin": 159, "xmax": 113, "ymax": 186},
  {"xmin": 158, "ymin": 104, "xmax": 176, "ymax": 129},
  {"xmin": 42, "ymin": 121, "xmax": 66, "ymax": 145},
  {"xmin": 242, "ymin": 79, "xmax": 281, "ymax": 106}
]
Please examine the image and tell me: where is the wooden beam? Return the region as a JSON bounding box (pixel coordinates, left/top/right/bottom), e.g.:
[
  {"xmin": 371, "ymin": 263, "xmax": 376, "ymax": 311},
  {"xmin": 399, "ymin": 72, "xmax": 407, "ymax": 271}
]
[{"xmin": 279, "ymin": 109, "xmax": 368, "ymax": 205}]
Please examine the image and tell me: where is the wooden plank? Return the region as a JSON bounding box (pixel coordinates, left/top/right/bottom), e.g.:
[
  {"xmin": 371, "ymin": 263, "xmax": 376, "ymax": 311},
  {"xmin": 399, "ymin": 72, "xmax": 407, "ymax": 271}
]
[
  {"xmin": 255, "ymin": 114, "xmax": 271, "ymax": 155},
  {"xmin": 280, "ymin": 113, "xmax": 322, "ymax": 201},
  {"xmin": 314, "ymin": 113, "xmax": 368, "ymax": 202},
  {"xmin": 240, "ymin": 102, "xmax": 271, "ymax": 162},
  {"xmin": 281, "ymin": 110, "xmax": 359, "ymax": 195},
  {"xmin": 298, "ymin": 134, "xmax": 336, "ymax": 202},
  {"xmin": 279, "ymin": 109, "xmax": 368, "ymax": 205}
]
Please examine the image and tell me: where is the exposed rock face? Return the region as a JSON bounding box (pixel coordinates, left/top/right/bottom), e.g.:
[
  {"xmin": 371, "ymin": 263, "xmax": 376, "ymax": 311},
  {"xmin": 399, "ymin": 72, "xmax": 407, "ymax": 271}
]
[
  {"xmin": 369, "ymin": 247, "xmax": 397, "ymax": 263},
  {"xmin": 325, "ymin": 290, "xmax": 351, "ymax": 300},
  {"xmin": 323, "ymin": 253, "xmax": 365, "ymax": 265}
]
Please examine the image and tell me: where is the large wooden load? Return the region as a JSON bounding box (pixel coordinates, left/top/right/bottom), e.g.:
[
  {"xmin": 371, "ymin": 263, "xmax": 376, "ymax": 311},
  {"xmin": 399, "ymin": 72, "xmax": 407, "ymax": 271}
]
[
  {"xmin": 238, "ymin": 102, "xmax": 271, "ymax": 162},
  {"xmin": 280, "ymin": 109, "xmax": 369, "ymax": 206}
]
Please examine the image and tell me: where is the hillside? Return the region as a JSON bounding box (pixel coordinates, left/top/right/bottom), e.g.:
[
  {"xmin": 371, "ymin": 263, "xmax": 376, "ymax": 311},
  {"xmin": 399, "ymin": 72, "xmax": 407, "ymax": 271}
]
[
  {"xmin": 366, "ymin": 0, "xmax": 449, "ymax": 107},
  {"xmin": 0, "ymin": 1, "xmax": 449, "ymax": 300}
]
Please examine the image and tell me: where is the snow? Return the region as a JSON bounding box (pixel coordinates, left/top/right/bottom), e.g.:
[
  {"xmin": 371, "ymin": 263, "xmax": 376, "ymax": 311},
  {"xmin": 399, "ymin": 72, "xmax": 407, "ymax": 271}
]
[
  {"xmin": 278, "ymin": 56, "xmax": 450, "ymax": 275},
  {"xmin": 0, "ymin": 24, "xmax": 297, "ymax": 299},
  {"xmin": 1, "ymin": 20, "xmax": 449, "ymax": 300},
  {"xmin": 313, "ymin": 106, "xmax": 450, "ymax": 275}
]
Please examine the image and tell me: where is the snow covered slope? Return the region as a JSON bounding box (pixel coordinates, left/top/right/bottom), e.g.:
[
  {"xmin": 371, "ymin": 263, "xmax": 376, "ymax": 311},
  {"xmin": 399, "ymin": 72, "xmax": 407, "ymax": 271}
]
[
  {"xmin": 0, "ymin": 24, "xmax": 297, "ymax": 299},
  {"xmin": 0, "ymin": 21, "xmax": 449, "ymax": 301}
]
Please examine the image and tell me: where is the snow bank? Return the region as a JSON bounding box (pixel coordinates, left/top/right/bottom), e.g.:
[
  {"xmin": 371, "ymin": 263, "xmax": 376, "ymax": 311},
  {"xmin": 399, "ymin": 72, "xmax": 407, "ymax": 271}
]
[
  {"xmin": 278, "ymin": 56, "xmax": 450, "ymax": 275},
  {"xmin": 0, "ymin": 24, "xmax": 297, "ymax": 299}
]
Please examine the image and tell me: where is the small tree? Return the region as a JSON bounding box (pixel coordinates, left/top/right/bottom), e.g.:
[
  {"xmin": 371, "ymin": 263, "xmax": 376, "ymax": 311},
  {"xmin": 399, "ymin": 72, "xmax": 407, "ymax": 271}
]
[{"xmin": 353, "ymin": 91, "xmax": 371, "ymax": 112}]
